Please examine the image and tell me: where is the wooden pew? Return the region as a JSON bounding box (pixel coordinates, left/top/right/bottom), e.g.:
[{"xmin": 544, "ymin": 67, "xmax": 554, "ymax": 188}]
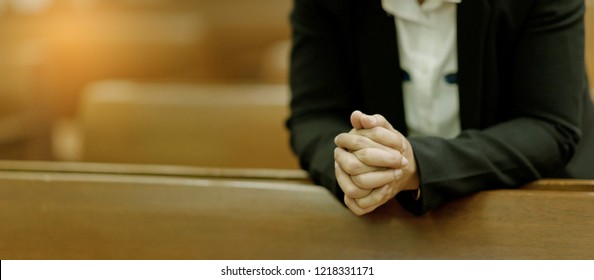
[
  {"xmin": 0, "ymin": 43, "xmax": 52, "ymax": 160},
  {"xmin": 38, "ymin": 11, "xmax": 209, "ymax": 117},
  {"xmin": 1, "ymin": 6, "xmax": 209, "ymax": 161},
  {"xmin": 193, "ymin": 0, "xmax": 291, "ymax": 81},
  {"xmin": 1, "ymin": 9, "xmax": 209, "ymax": 118},
  {"xmin": 0, "ymin": 160, "xmax": 308, "ymax": 181},
  {"xmin": 1, "ymin": 163, "xmax": 593, "ymax": 259},
  {"xmin": 0, "ymin": 0, "xmax": 291, "ymax": 119},
  {"xmin": 78, "ymin": 81, "xmax": 299, "ymax": 169},
  {"xmin": 523, "ymin": 179, "xmax": 594, "ymax": 192}
]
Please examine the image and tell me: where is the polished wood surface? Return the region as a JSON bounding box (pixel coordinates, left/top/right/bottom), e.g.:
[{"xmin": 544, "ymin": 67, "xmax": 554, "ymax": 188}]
[
  {"xmin": 1, "ymin": 166, "xmax": 593, "ymax": 259},
  {"xmin": 523, "ymin": 179, "xmax": 594, "ymax": 192},
  {"xmin": 5, "ymin": 160, "xmax": 593, "ymax": 190},
  {"xmin": 0, "ymin": 160, "xmax": 308, "ymax": 181}
]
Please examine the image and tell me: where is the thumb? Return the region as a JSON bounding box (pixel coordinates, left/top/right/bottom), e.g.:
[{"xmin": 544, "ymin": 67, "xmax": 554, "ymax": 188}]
[
  {"xmin": 350, "ymin": 110, "xmax": 364, "ymax": 129},
  {"xmin": 360, "ymin": 113, "xmax": 394, "ymax": 130}
]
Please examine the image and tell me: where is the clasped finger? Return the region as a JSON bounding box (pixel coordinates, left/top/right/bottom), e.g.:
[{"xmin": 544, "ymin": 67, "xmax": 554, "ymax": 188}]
[
  {"xmin": 352, "ymin": 147, "xmax": 408, "ymax": 169},
  {"xmin": 334, "ymin": 147, "xmax": 383, "ymax": 175},
  {"xmin": 350, "ymin": 168, "xmax": 403, "ymax": 190},
  {"xmin": 353, "ymin": 126, "xmax": 407, "ymax": 152},
  {"xmin": 335, "ymin": 162, "xmax": 372, "ymax": 199}
]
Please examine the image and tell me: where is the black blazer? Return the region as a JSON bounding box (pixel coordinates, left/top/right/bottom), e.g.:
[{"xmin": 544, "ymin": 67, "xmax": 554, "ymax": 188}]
[{"xmin": 287, "ymin": 0, "xmax": 594, "ymax": 215}]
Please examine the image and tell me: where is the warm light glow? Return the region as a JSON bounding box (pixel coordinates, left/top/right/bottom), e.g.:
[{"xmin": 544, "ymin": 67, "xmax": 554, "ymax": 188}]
[{"xmin": 0, "ymin": 0, "xmax": 291, "ymax": 162}]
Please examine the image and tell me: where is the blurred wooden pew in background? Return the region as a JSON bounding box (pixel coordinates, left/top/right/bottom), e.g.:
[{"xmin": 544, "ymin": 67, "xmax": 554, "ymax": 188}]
[
  {"xmin": 0, "ymin": 0, "xmax": 590, "ymax": 164},
  {"xmin": 0, "ymin": 42, "xmax": 52, "ymax": 159},
  {"xmin": 0, "ymin": 0, "xmax": 291, "ymax": 162},
  {"xmin": 0, "ymin": 0, "xmax": 291, "ymax": 118},
  {"xmin": 78, "ymin": 81, "xmax": 299, "ymax": 169},
  {"xmin": 39, "ymin": 10, "xmax": 210, "ymax": 117}
]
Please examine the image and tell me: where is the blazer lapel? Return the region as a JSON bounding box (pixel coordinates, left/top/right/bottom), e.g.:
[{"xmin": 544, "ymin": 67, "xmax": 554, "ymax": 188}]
[
  {"xmin": 354, "ymin": 0, "xmax": 408, "ymax": 134},
  {"xmin": 354, "ymin": 0, "xmax": 491, "ymax": 133},
  {"xmin": 457, "ymin": 0, "xmax": 491, "ymax": 129}
]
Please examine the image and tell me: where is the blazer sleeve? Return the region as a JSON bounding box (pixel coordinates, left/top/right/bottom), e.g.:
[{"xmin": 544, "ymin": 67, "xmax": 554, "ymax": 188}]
[
  {"xmin": 397, "ymin": 0, "xmax": 587, "ymax": 215},
  {"xmin": 287, "ymin": 0, "xmax": 355, "ymax": 200}
]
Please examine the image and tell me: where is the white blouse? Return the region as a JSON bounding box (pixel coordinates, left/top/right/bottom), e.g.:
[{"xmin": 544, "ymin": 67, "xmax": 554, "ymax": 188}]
[{"xmin": 381, "ymin": 0, "xmax": 462, "ymax": 138}]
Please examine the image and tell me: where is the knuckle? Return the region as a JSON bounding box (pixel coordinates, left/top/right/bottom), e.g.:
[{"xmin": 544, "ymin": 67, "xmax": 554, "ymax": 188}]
[
  {"xmin": 371, "ymin": 194, "xmax": 383, "ymax": 205},
  {"xmin": 334, "ymin": 132, "xmax": 350, "ymax": 147},
  {"xmin": 350, "ymin": 174, "xmax": 368, "ymax": 189},
  {"xmin": 381, "ymin": 152, "xmax": 400, "ymax": 167},
  {"xmin": 352, "ymin": 136, "xmax": 367, "ymax": 150},
  {"xmin": 344, "ymin": 188, "xmax": 360, "ymax": 198},
  {"xmin": 340, "ymin": 185, "xmax": 358, "ymax": 199},
  {"xmin": 391, "ymin": 153, "xmax": 403, "ymax": 165},
  {"xmin": 354, "ymin": 149, "xmax": 371, "ymax": 164},
  {"xmin": 342, "ymin": 159, "xmax": 361, "ymax": 174},
  {"xmin": 351, "ymin": 174, "xmax": 377, "ymax": 190},
  {"xmin": 334, "ymin": 133, "xmax": 346, "ymax": 146},
  {"xmin": 339, "ymin": 180, "xmax": 354, "ymax": 192},
  {"xmin": 373, "ymin": 114, "xmax": 386, "ymax": 123},
  {"xmin": 369, "ymin": 126, "xmax": 384, "ymax": 138}
]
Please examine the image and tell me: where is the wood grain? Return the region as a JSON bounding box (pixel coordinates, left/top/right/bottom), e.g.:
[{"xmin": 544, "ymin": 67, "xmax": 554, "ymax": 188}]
[
  {"xmin": 1, "ymin": 170, "xmax": 593, "ymax": 260},
  {"xmin": 0, "ymin": 160, "xmax": 308, "ymax": 181}
]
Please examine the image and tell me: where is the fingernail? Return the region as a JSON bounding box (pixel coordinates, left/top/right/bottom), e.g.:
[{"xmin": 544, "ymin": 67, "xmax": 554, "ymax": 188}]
[
  {"xmin": 394, "ymin": 169, "xmax": 403, "ymax": 178},
  {"xmin": 334, "ymin": 136, "xmax": 338, "ymax": 144},
  {"xmin": 401, "ymin": 157, "xmax": 409, "ymax": 166}
]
